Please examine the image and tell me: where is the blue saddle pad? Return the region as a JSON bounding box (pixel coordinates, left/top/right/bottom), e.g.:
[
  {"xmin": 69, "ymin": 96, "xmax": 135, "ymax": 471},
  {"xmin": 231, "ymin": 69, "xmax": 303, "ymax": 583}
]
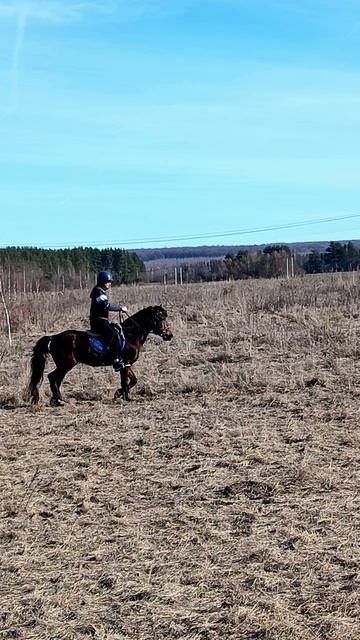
[
  {"xmin": 89, "ymin": 336, "xmax": 107, "ymax": 354},
  {"xmin": 88, "ymin": 333, "xmax": 126, "ymax": 356}
]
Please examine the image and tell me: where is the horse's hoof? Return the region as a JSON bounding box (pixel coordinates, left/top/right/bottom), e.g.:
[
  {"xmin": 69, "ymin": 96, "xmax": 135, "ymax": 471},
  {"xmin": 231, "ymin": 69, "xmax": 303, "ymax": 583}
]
[
  {"xmin": 114, "ymin": 389, "xmax": 123, "ymax": 401},
  {"xmin": 50, "ymin": 398, "xmax": 63, "ymax": 407}
]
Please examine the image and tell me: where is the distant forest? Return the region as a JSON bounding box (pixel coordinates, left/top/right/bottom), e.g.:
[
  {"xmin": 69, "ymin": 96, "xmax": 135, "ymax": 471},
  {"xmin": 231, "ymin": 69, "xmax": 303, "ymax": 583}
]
[
  {"xmin": 0, "ymin": 247, "xmax": 145, "ymax": 294},
  {"xmin": 0, "ymin": 241, "xmax": 359, "ymax": 293},
  {"xmin": 136, "ymin": 239, "xmax": 360, "ymax": 263},
  {"xmin": 222, "ymin": 242, "xmax": 360, "ymax": 280},
  {"xmin": 143, "ymin": 241, "xmax": 360, "ymax": 283}
]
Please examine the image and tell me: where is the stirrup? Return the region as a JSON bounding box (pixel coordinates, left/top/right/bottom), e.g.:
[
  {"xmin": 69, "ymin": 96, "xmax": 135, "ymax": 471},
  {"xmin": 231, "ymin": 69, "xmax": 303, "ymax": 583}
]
[{"xmin": 113, "ymin": 359, "xmax": 124, "ymax": 372}]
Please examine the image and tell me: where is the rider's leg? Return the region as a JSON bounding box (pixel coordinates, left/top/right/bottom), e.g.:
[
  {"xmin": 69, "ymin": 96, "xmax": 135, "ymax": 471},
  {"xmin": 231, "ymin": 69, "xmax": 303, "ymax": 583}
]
[
  {"xmin": 91, "ymin": 318, "xmax": 124, "ymax": 369},
  {"xmin": 104, "ymin": 320, "xmax": 124, "ymax": 371},
  {"xmin": 112, "ymin": 330, "xmax": 124, "ymax": 371}
]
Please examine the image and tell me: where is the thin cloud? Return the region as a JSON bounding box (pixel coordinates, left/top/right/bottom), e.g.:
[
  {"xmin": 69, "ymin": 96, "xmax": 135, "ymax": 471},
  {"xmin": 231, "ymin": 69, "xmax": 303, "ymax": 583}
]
[
  {"xmin": 4, "ymin": 0, "xmax": 116, "ymax": 111},
  {"xmin": 0, "ymin": 0, "xmax": 179, "ymax": 24},
  {"xmin": 3, "ymin": 0, "xmax": 191, "ymax": 110},
  {"xmin": 0, "ymin": 1, "xmax": 117, "ymax": 24},
  {"xmin": 9, "ymin": 4, "xmax": 27, "ymax": 109}
]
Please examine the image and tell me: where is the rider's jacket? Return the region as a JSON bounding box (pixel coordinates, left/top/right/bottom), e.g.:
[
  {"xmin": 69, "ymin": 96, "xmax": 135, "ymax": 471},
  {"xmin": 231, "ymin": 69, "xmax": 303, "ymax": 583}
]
[{"xmin": 90, "ymin": 285, "xmax": 122, "ymax": 321}]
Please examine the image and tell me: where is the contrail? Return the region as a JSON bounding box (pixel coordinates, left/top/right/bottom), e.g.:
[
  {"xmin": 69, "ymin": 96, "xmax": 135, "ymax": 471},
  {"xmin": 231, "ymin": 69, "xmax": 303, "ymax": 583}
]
[
  {"xmin": 6, "ymin": 0, "xmax": 117, "ymax": 109},
  {"xmin": 10, "ymin": 3, "xmax": 28, "ymax": 110}
]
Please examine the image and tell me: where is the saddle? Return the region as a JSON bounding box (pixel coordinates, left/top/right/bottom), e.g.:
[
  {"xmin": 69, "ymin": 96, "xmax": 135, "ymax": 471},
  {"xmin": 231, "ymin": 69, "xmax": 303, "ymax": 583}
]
[{"xmin": 86, "ymin": 324, "xmax": 125, "ymax": 356}]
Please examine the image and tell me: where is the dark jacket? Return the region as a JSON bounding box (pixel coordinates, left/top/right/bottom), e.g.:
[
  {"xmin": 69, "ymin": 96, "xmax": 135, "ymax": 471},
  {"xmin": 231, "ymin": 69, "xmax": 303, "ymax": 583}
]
[{"xmin": 90, "ymin": 285, "xmax": 123, "ymax": 322}]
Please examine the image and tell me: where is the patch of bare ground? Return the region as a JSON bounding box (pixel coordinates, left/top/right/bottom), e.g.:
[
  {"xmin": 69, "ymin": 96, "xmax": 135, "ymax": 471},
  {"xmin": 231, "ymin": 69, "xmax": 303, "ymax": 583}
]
[{"xmin": 0, "ymin": 275, "xmax": 359, "ymax": 639}]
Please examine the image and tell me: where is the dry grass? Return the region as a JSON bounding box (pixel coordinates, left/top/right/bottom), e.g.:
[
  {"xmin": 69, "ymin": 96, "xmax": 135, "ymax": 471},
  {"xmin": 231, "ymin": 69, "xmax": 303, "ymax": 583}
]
[{"xmin": 0, "ymin": 274, "xmax": 359, "ymax": 639}]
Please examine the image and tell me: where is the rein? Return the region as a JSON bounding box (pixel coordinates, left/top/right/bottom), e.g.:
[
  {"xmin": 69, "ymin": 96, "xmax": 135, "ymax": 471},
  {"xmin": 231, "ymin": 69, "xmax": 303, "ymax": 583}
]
[
  {"xmin": 120, "ymin": 310, "xmax": 144, "ymax": 332},
  {"xmin": 120, "ymin": 308, "xmax": 167, "ymax": 340},
  {"xmin": 121, "ymin": 310, "xmax": 155, "ymax": 341}
]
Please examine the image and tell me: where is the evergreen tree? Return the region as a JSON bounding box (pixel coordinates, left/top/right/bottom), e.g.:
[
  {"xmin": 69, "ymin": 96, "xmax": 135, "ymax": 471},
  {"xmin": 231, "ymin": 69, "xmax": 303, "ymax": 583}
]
[
  {"xmin": 0, "ymin": 246, "xmax": 145, "ymax": 291},
  {"xmin": 304, "ymin": 250, "xmax": 325, "ymax": 273}
]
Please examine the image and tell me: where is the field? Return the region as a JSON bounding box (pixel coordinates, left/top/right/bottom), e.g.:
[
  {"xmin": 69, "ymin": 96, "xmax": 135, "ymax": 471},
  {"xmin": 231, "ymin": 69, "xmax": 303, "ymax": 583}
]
[{"xmin": 0, "ymin": 275, "xmax": 359, "ymax": 640}]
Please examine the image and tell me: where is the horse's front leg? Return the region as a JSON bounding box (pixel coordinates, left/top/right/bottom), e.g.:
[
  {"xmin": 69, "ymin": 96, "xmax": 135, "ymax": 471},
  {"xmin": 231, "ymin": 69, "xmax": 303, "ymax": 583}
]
[{"xmin": 114, "ymin": 366, "xmax": 137, "ymax": 401}]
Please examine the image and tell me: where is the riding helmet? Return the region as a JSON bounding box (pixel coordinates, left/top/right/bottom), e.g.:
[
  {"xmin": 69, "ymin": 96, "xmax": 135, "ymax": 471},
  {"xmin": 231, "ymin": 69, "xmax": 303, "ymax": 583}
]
[{"xmin": 97, "ymin": 271, "xmax": 113, "ymax": 285}]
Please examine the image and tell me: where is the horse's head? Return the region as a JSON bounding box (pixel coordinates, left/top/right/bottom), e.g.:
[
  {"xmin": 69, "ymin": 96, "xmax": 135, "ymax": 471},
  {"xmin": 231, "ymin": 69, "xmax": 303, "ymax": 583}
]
[{"xmin": 149, "ymin": 306, "xmax": 173, "ymax": 341}]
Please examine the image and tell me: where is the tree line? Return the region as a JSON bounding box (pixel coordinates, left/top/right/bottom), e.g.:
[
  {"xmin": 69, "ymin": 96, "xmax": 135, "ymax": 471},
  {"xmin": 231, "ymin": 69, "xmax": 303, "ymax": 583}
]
[
  {"xmin": 221, "ymin": 242, "xmax": 360, "ymax": 281},
  {"xmin": 303, "ymin": 241, "xmax": 360, "ymax": 274},
  {"xmin": 0, "ymin": 241, "xmax": 358, "ymax": 294},
  {"xmin": 0, "ymin": 247, "xmax": 145, "ymax": 294}
]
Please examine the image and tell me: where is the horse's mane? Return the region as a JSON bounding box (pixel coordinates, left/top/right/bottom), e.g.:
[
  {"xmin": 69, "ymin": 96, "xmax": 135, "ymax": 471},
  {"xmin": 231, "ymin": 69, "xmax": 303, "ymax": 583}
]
[{"xmin": 122, "ymin": 306, "xmax": 154, "ymax": 329}]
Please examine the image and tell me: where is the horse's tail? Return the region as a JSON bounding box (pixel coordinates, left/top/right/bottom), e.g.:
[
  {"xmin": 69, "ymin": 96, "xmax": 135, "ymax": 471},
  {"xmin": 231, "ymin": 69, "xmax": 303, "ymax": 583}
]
[{"xmin": 28, "ymin": 336, "xmax": 52, "ymax": 404}]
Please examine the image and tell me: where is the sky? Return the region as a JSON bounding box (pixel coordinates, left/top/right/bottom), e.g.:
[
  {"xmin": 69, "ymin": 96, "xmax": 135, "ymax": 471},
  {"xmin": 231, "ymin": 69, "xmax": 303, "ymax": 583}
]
[{"xmin": 1, "ymin": 0, "xmax": 360, "ymax": 249}]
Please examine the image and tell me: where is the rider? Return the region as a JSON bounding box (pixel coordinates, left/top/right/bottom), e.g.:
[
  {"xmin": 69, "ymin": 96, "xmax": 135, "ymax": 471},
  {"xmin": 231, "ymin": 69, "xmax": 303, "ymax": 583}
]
[{"xmin": 90, "ymin": 271, "xmax": 127, "ymax": 371}]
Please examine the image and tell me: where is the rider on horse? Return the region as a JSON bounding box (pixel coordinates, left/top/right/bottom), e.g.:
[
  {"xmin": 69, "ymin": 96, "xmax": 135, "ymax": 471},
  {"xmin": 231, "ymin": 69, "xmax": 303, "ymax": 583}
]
[{"xmin": 90, "ymin": 271, "xmax": 127, "ymax": 371}]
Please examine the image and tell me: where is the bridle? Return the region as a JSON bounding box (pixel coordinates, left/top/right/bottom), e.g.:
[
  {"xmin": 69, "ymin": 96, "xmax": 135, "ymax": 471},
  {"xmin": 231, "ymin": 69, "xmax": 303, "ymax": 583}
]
[{"xmin": 119, "ymin": 309, "xmax": 168, "ymax": 339}]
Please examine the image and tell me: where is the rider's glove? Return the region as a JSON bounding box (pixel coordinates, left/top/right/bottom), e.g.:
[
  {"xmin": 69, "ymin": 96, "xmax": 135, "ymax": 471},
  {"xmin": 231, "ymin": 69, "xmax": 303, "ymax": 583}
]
[{"xmin": 120, "ymin": 306, "xmax": 128, "ymax": 313}]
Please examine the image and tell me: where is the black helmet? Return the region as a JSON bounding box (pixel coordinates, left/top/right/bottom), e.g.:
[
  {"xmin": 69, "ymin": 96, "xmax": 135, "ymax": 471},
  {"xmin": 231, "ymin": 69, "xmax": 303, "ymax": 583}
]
[{"xmin": 97, "ymin": 271, "xmax": 113, "ymax": 285}]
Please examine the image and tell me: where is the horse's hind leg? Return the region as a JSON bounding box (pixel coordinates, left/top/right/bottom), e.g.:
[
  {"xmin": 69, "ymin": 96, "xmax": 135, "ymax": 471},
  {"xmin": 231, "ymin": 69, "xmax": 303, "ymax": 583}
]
[
  {"xmin": 30, "ymin": 386, "xmax": 40, "ymax": 405},
  {"xmin": 48, "ymin": 367, "xmax": 73, "ymax": 406}
]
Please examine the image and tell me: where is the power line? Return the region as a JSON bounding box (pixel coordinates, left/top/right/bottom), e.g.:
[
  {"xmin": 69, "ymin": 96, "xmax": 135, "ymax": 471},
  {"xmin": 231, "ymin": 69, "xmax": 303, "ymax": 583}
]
[{"xmin": 2, "ymin": 212, "xmax": 360, "ymax": 249}]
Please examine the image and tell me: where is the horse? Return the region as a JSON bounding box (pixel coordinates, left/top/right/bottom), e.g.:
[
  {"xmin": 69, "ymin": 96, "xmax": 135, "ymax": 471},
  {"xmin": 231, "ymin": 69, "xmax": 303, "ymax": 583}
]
[{"xmin": 28, "ymin": 305, "xmax": 173, "ymax": 406}]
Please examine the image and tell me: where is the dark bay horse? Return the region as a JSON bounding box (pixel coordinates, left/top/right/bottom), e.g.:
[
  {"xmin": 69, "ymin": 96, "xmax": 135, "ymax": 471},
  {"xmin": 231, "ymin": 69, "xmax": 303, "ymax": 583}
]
[{"xmin": 28, "ymin": 305, "xmax": 173, "ymax": 406}]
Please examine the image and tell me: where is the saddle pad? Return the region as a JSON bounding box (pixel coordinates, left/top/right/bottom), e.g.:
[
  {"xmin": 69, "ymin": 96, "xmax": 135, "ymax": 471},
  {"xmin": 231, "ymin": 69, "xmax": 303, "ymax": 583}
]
[
  {"xmin": 88, "ymin": 333, "xmax": 126, "ymax": 355},
  {"xmin": 88, "ymin": 336, "xmax": 106, "ymax": 354}
]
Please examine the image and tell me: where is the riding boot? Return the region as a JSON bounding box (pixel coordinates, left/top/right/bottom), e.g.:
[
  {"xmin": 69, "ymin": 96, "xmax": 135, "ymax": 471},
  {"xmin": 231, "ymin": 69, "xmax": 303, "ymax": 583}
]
[{"xmin": 113, "ymin": 331, "xmax": 125, "ymax": 370}]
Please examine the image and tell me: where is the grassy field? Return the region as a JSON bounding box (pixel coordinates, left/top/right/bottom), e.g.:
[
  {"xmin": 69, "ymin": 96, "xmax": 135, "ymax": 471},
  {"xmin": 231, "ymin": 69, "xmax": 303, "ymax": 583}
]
[{"xmin": 0, "ymin": 275, "xmax": 359, "ymax": 639}]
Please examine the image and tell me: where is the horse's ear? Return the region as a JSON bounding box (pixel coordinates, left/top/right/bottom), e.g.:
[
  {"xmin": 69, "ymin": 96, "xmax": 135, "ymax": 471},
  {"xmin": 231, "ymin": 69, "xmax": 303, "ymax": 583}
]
[{"xmin": 156, "ymin": 305, "xmax": 167, "ymax": 317}]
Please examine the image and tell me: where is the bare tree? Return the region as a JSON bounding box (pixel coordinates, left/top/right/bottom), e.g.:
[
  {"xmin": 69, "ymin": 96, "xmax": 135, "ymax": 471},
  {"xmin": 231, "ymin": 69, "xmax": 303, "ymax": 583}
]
[{"xmin": 0, "ymin": 276, "xmax": 12, "ymax": 346}]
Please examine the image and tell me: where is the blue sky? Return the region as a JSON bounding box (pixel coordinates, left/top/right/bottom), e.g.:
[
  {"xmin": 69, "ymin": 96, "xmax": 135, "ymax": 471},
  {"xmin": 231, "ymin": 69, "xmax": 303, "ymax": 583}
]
[{"xmin": 1, "ymin": 0, "xmax": 360, "ymax": 249}]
